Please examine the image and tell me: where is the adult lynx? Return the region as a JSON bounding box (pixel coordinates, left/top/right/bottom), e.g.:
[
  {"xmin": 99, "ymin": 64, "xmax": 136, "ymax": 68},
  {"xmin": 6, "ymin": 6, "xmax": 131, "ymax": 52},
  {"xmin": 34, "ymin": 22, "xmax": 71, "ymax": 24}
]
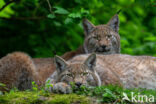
[
  {"xmin": 62, "ymin": 14, "xmax": 120, "ymax": 60},
  {"xmin": 47, "ymin": 54, "xmax": 156, "ymax": 93}
]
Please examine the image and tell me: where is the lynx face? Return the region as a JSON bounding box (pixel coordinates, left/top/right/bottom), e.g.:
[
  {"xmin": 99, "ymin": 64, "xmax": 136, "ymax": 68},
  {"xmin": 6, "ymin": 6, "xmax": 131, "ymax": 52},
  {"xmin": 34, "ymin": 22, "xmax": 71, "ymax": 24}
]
[
  {"xmin": 54, "ymin": 54, "xmax": 101, "ymax": 87},
  {"xmin": 83, "ymin": 14, "xmax": 120, "ymax": 54}
]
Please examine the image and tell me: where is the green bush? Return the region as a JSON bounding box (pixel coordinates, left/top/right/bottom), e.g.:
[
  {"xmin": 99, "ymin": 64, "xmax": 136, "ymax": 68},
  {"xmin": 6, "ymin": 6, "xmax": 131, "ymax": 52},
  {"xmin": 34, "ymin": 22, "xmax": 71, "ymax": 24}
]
[{"xmin": 0, "ymin": 0, "xmax": 155, "ymax": 57}]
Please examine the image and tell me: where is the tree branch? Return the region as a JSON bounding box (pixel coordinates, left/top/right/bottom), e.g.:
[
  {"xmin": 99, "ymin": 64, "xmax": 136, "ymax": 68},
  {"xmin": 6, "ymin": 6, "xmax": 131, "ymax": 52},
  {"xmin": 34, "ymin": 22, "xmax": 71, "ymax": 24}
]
[
  {"xmin": 0, "ymin": 16, "xmax": 46, "ymax": 20},
  {"xmin": 46, "ymin": 0, "xmax": 53, "ymax": 13},
  {"xmin": 0, "ymin": 0, "xmax": 14, "ymax": 12}
]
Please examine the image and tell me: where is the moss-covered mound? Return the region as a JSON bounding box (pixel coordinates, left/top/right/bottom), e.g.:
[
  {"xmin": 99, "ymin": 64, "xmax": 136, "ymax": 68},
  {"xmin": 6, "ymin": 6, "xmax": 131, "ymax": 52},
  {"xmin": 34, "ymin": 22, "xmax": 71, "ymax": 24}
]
[
  {"xmin": 0, "ymin": 85, "xmax": 156, "ymax": 104},
  {"xmin": 0, "ymin": 91, "xmax": 91, "ymax": 104}
]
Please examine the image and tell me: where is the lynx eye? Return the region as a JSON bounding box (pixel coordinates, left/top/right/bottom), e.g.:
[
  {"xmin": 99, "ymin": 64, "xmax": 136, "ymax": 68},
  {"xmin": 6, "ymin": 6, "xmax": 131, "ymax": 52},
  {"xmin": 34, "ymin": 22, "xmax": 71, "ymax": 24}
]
[
  {"xmin": 93, "ymin": 36, "xmax": 98, "ymax": 39},
  {"xmin": 81, "ymin": 72, "xmax": 89, "ymax": 76},
  {"xmin": 66, "ymin": 73, "xmax": 72, "ymax": 77},
  {"xmin": 93, "ymin": 35, "xmax": 100, "ymax": 40},
  {"xmin": 106, "ymin": 35, "xmax": 112, "ymax": 38}
]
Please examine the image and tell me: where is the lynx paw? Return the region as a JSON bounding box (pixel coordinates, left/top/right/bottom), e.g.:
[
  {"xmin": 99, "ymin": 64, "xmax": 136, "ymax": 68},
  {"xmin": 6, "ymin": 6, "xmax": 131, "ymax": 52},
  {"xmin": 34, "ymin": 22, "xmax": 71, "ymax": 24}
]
[{"xmin": 49, "ymin": 82, "xmax": 72, "ymax": 94}]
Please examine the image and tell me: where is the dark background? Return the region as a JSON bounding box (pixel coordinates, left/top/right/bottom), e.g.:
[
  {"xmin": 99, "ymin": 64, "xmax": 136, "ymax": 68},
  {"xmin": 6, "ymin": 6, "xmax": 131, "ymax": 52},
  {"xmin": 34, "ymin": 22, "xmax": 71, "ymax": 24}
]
[{"xmin": 0, "ymin": 0, "xmax": 155, "ymax": 58}]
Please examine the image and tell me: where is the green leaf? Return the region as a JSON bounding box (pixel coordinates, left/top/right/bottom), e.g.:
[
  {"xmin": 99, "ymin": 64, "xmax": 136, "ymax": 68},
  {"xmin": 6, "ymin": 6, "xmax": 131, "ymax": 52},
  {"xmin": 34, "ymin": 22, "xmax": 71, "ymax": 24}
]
[
  {"xmin": 144, "ymin": 36, "xmax": 156, "ymax": 41},
  {"xmin": 75, "ymin": 0, "xmax": 82, "ymax": 4},
  {"xmin": 0, "ymin": 0, "xmax": 14, "ymax": 18},
  {"xmin": 53, "ymin": 21, "xmax": 62, "ymax": 27},
  {"xmin": 80, "ymin": 8, "xmax": 89, "ymax": 15},
  {"xmin": 135, "ymin": 0, "xmax": 150, "ymax": 6},
  {"xmin": 47, "ymin": 14, "xmax": 56, "ymax": 19},
  {"xmin": 32, "ymin": 87, "xmax": 38, "ymax": 91},
  {"xmin": 0, "ymin": 83, "xmax": 6, "ymax": 87},
  {"xmin": 68, "ymin": 12, "xmax": 81, "ymax": 18},
  {"xmin": 31, "ymin": 81, "xmax": 35, "ymax": 85},
  {"xmin": 54, "ymin": 6, "xmax": 69, "ymax": 14},
  {"xmin": 64, "ymin": 18, "xmax": 73, "ymax": 24},
  {"xmin": 105, "ymin": 88, "xmax": 116, "ymax": 98}
]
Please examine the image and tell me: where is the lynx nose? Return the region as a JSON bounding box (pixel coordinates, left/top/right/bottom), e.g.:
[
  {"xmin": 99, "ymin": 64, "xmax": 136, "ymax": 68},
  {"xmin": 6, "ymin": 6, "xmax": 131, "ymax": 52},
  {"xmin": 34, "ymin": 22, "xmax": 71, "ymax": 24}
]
[
  {"xmin": 96, "ymin": 45, "xmax": 110, "ymax": 52},
  {"xmin": 102, "ymin": 45, "xmax": 110, "ymax": 52},
  {"xmin": 75, "ymin": 82, "xmax": 82, "ymax": 87},
  {"xmin": 102, "ymin": 45, "xmax": 107, "ymax": 49}
]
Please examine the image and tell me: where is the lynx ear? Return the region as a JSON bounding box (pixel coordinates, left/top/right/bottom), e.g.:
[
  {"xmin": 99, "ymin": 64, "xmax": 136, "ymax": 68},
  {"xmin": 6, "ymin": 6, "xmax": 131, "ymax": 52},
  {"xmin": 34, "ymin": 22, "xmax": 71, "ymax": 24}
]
[
  {"xmin": 82, "ymin": 19, "xmax": 95, "ymax": 36},
  {"xmin": 84, "ymin": 53, "xmax": 96, "ymax": 71},
  {"xmin": 107, "ymin": 14, "xmax": 119, "ymax": 33},
  {"xmin": 54, "ymin": 55, "xmax": 68, "ymax": 73}
]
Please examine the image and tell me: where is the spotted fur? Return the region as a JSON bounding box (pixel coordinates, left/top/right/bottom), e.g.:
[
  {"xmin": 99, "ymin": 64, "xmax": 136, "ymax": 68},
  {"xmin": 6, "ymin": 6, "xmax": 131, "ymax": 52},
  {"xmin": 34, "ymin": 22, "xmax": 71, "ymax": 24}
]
[
  {"xmin": 47, "ymin": 54, "xmax": 156, "ymax": 93},
  {"xmin": 0, "ymin": 52, "xmax": 42, "ymax": 91},
  {"xmin": 62, "ymin": 14, "xmax": 120, "ymax": 60}
]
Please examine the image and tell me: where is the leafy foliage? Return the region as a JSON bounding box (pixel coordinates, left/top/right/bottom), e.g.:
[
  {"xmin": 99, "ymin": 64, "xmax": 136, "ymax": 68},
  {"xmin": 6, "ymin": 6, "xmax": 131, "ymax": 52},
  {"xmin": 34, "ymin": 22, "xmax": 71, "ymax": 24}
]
[
  {"xmin": 0, "ymin": 83, "xmax": 156, "ymax": 103},
  {"xmin": 0, "ymin": 0, "xmax": 155, "ymax": 58},
  {"xmin": 72, "ymin": 85, "xmax": 156, "ymax": 103}
]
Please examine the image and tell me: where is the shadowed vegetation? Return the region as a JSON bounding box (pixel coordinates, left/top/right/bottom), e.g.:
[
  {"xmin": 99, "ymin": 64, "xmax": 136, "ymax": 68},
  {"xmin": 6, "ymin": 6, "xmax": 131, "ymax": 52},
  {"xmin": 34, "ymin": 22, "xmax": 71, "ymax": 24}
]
[{"xmin": 0, "ymin": 0, "xmax": 155, "ymax": 57}]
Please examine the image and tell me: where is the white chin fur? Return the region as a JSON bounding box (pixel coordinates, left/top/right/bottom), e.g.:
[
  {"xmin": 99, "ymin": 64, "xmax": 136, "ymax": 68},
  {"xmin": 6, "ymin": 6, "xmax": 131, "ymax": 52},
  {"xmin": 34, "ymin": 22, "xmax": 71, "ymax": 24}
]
[{"xmin": 95, "ymin": 71, "xmax": 101, "ymax": 86}]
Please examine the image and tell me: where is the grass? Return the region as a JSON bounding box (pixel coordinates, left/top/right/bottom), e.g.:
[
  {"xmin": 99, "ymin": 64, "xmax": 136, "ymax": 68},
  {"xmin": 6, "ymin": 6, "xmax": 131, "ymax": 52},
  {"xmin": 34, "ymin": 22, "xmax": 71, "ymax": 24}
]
[
  {"xmin": 0, "ymin": 83, "xmax": 156, "ymax": 104},
  {"xmin": 0, "ymin": 91, "xmax": 91, "ymax": 104}
]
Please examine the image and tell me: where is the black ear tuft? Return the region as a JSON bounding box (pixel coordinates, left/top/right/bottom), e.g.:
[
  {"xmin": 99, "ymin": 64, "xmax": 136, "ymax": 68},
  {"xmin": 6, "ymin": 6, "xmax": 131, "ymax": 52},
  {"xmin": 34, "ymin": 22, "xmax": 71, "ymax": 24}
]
[
  {"xmin": 54, "ymin": 55, "xmax": 67, "ymax": 73},
  {"xmin": 107, "ymin": 14, "xmax": 119, "ymax": 33},
  {"xmin": 53, "ymin": 51, "xmax": 57, "ymax": 55},
  {"xmin": 117, "ymin": 9, "xmax": 121, "ymax": 14},
  {"xmin": 82, "ymin": 19, "xmax": 95, "ymax": 36},
  {"xmin": 84, "ymin": 53, "xmax": 96, "ymax": 71}
]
